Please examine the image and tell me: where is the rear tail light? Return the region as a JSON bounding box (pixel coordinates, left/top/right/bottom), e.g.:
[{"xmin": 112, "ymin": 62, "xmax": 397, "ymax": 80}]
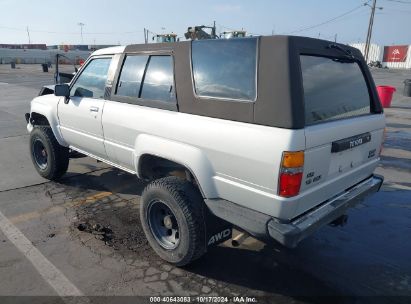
[{"xmin": 278, "ymin": 151, "xmax": 304, "ymax": 197}]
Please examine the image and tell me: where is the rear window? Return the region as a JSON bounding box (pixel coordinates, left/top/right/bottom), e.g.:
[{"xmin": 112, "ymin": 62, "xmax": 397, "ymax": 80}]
[
  {"xmin": 191, "ymin": 38, "xmax": 257, "ymax": 101},
  {"xmin": 300, "ymin": 55, "xmax": 371, "ymax": 126}
]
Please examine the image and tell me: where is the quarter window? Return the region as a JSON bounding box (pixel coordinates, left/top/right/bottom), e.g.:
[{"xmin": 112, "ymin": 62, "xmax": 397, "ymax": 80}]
[
  {"xmin": 191, "ymin": 38, "xmax": 257, "ymax": 101},
  {"xmin": 141, "ymin": 56, "xmax": 176, "ymax": 102},
  {"xmin": 70, "ymin": 57, "xmax": 112, "ymax": 99},
  {"xmin": 116, "ymin": 55, "xmax": 175, "ymax": 103},
  {"xmin": 116, "ymin": 55, "xmax": 148, "ymax": 98}
]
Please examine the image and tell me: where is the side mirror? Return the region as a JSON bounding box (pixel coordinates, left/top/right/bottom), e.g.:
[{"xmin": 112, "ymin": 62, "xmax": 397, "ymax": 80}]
[{"xmin": 54, "ymin": 84, "xmax": 70, "ymax": 97}]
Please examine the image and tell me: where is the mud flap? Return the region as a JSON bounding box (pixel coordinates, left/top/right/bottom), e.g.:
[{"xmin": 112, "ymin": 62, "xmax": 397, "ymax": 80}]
[{"xmin": 204, "ymin": 207, "xmax": 232, "ymax": 247}]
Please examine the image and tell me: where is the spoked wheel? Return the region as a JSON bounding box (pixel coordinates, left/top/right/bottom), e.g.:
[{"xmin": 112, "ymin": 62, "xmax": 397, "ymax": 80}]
[
  {"xmin": 147, "ymin": 200, "xmax": 180, "ymax": 250},
  {"xmin": 140, "ymin": 176, "xmax": 207, "ymax": 266}
]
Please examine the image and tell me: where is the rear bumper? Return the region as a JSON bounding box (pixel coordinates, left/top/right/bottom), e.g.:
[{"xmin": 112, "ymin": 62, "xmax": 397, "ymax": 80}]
[
  {"xmin": 267, "ymin": 174, "xmax": 383, "ymax": 248},
  {"xmin": 205, "ymin": 174, "xmax": 383, "ymax": 248}
]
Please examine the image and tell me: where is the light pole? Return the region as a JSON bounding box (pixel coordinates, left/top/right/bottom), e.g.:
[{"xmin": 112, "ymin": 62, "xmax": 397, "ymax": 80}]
[
  {"xmin": 78, "ymin": 22, "xmax": 85, "ymax": 44},
  {"xmin": 26, "ymin": 26, "xmax": 31, "ymax": 44}
]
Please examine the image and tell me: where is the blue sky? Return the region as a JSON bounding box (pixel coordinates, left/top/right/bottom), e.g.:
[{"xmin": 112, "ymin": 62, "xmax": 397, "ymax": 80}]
[{"xmin": 0, "ymin": 0, "xmax": 410, "ymax": 45}]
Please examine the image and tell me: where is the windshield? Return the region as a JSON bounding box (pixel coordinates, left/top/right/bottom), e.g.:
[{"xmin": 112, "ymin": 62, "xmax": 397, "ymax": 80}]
[{"xmin": 301, "ymin": 55, "xmax": 371, "ymax": 126}]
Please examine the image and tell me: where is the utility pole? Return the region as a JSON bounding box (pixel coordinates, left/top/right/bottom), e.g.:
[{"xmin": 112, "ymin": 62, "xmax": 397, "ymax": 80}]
[
  {"xmin": 26, "ymin": 26, "xmax": 31, "ymax": 44},
  {"xmin": 78, "ymin": 22, "xmax": 85, "ymax": 44},
  {"xmin": 334, "ymin": 33, "xmax": 337, "ymax": 43},
  {"xmin": 364, "ymin": 0, "xmax": 376, "ymax": 62},
  {"xmin": 364, "ymin": 0, "xmax": 382, "ymax": 62}
]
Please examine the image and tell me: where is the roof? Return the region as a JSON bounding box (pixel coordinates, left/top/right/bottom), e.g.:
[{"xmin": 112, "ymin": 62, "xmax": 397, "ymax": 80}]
[{"xmin": 92, "ymin": 46, "xmax": 126, "ymax": 56}]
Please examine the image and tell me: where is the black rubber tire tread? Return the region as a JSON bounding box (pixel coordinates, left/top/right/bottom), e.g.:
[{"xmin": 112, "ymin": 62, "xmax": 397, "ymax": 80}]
[
  {"xmin": 140, "ymin": 176, "xmax": 206, "ymax": 266},
  {"xmin": 30, "ymin": 126, "xmax": 69, "ymax": 180}
]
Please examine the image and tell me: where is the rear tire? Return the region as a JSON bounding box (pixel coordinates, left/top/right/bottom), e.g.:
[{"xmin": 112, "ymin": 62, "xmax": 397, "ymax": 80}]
[
  {"xmin": 29, "ymin": 127, "xmax": 69, "ymax": 180},
  {"xmin": 140, "ymin": 176, "xmax": 206, "ymax": 266}
]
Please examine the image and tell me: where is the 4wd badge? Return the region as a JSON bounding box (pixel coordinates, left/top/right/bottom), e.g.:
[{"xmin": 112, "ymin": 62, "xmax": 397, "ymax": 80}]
[{"xmin": 207, "ymin": 228, "xmax": 231, "ymax": 246}]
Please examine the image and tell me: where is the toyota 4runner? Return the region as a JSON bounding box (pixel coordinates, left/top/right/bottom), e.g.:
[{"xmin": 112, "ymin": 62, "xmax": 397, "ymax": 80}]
[{"xmin": 26, "ymin": 36, "xmax": 385, "ymax": 266}]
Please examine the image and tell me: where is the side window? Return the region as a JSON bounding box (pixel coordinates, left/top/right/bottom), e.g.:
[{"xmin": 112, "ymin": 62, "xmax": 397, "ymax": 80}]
[
  {"xmin": 191, "ymin": 38, "xmax": 257, "ymax": 101},
  {"xmin": 116, "ymin": 55, "xmax": 149, "ymax": 98},
  {"xmin": 141, "ymin": 56, "xmax": 175, "ymax": 102},
  {"xmin": 115, "ymin": 54, "xmax": 176, "ymax": 103},
  {"xmin": 70, "ymin": 57, "xmax": 112, "ymax": 98}
]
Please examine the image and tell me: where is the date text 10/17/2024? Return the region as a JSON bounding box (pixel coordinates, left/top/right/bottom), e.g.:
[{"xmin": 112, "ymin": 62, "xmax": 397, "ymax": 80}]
[{"xmin": 149, "ymin": 296, "xmax": 258, "ymax": 303}]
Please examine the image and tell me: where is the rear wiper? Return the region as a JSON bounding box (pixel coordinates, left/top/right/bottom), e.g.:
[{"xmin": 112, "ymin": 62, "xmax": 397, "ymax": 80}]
[
  {"xmin": 332, "ymin": 57, "xmax": 355, "ymax": 64},
  {"xmin": 327, "ymin": 43, "xmax": 356, "ymax": 61}
]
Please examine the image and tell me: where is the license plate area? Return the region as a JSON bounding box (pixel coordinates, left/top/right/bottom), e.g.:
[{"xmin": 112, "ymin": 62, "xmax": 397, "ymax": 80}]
[
  {"xmin": 329, "ymin": 148, "xmax": 364, "ymax": 176},
  {"xmin": 331, "ymin": 132, "xmax": 371, "ymax": 153}
]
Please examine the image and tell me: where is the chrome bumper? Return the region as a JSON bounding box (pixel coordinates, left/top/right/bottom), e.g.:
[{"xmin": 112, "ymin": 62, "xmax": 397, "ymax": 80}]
[{"xmin": 267, "ymin": 175, "xmax": 384, "ymax": 248}]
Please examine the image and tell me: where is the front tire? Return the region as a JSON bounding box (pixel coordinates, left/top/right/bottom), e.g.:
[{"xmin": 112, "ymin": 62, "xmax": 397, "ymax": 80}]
[
  {"xmin": 140, "ymin": 176, "xmax": 206, "ymax": 266},
  {"xmin": 29, "ymin": 127, "xmax": 69, "ymax": 180}
]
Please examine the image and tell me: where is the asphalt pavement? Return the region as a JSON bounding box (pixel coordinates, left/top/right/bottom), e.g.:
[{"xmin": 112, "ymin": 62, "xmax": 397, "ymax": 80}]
[{"xmin": 0, "ymin": 64, "xmax": 410, "ymax": 304}]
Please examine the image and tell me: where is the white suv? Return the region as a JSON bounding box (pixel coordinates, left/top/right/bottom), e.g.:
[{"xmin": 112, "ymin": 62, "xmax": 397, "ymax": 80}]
[{"xmin": 26, "ymin": 36, "xmax": 385, "ymax": 266}]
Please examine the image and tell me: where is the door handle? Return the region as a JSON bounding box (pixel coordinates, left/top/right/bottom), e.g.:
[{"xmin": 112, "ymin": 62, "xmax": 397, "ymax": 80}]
[{"xmin": 89, "ymin": 106, "xmax": 99, "ymax": 112}]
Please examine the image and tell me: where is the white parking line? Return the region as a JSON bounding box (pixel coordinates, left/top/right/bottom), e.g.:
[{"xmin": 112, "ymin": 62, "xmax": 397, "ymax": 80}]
[{"xmin": 0, "ymin": 209, "xmax": 84, "ymax": 297}]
